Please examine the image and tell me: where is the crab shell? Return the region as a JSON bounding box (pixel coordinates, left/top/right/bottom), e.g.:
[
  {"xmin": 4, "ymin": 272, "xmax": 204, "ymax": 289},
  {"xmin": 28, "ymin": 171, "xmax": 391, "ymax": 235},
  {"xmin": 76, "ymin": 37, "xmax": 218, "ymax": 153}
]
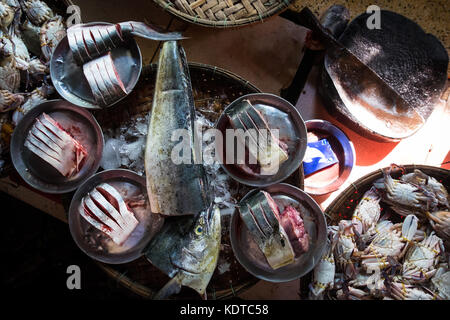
[
  {"xmin": 309, "ymin": 242, "xmax": 336, "ymax": 299},
  {"xmin": 431, "ymin": 268, "xmax": 450, "ymax": 299},
  {"xmin": 23, "ymin": 0, "xmax": 54, "ymax": 26},
  {"xmin": 0, "ymin": 2, "xmax": 14, "ymax": 29},
  {"xmin": 40, "ymin": 15, "xmax": 66, "ymax": 61},
  {"xmin": 352, "ymin": 187, "xmax": 381, "ymax": 235},
  {"xmin": 28, "ymin": 57, "xmax": 47, "ymax": 74},
  {"xmin": 21, "ymin": 19, "xmax": 42, "ymax": 57},
  {"xmin": 12, "ymin": 84, "xmax": 54, "ymax": 125},
  {"xmin": 0, "ymin": 89, "xmax": 24, "ymax": 112},
  {"xmin": 0, "ymin": 56, "xmax": 20, "ymax": 92},
  {"xmin": 334, "ymin": 220, "xmax": 358, "ymax": 277},
  {"xmin": 427, "ymin": 211, "xmax": 450, "ymax": 242},
  {"xmin": 402, "ymin": 232, "xmax": 443, "ymax": 283},
  {"xmin": 390, "ymin": 282, "xmax": 435, "ymax": 300},
  {"xmin": 10, "ymin": 34, "xmax": 31, "ymax": 70}
]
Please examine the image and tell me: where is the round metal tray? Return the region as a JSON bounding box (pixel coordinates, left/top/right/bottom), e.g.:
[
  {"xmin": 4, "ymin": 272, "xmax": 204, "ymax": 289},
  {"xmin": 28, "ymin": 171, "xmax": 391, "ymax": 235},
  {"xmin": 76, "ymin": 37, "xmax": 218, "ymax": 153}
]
[
  {"xmin": 230, "ymin": 183, "xmax": 327, "ymax": 282},
  {"xmin": 304, "ymin": 119, "xmax": 355, "ymax": 195},
  {"xmin": 10, "ymin": 99, "xmax": 104, "ymax": 194},
  {"xmin": 216, "ymin": 93, "xmax": 307, "ymax": 187},
  {"xmin": 69, "ymin": 169, "xmax": 162, "ymax": 264},
  {"xmin": 50, "ymin": 22, "xmax": 142, "ymax": 109}
]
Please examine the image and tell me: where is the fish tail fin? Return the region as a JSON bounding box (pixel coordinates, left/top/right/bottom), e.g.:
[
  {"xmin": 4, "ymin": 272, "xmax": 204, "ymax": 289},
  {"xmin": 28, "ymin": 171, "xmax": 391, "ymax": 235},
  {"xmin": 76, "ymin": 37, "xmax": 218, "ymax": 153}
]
[{"xmin": 152, "ymin": 276, "xmax": 182, "ymax": 300}]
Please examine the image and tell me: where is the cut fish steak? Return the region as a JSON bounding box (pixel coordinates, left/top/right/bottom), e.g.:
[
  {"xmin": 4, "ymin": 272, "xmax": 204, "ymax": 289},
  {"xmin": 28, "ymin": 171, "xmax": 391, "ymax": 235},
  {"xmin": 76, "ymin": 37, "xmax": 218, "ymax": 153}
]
[
  {"xmin": 79, "ymin": 183, "xmax": 139, "ymax": 246},
  {"xmin": 279, "ymin": 205, "xmax": 310, "ymax": 256},
  {"xmin": 24, "ymin": 113, "xmax": 87, "ymax": 177},
  {"xmin": 226, "ymin": 100, "xmax": 288, "ymax": 175},
  {"xmin": 238, "ymin": 190, "xmax": 295, "ymax": 269},
  {"xmin": 83, "ymin": 53, "xmax": 127, "ymax": 107},
  {"xmin": 68, "ymin": 21, "xmax": 184, "ymax": 65}
]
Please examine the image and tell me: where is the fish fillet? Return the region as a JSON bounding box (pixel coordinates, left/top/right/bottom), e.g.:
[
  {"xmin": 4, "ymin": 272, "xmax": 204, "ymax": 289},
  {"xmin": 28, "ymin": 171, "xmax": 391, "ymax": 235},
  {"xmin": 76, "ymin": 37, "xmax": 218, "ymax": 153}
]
[
  {"xmin": 227, "ymin": 100, "xmax": 288, "ymax": 175},
  {"xmin": 239, "ymin": 191, "xmax": 295, "ymax": 269},
  {"xmin": 279, "ymin": 206, "xmax": 310, "ymax": 256},
  {"xmin": 24, "ymin": 113, "xmax": 87, "ymax": 178},
  {"xmin": 79, "ymin": 183, "xmax": 139, "ymax": 245}
]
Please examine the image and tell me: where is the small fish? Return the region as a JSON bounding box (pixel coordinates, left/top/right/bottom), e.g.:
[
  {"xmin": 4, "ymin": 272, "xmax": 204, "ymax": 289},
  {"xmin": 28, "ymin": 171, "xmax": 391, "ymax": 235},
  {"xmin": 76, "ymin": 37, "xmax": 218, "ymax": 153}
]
[
  {"xmin": 146, "ymin": 206, "xmax": 221, "ymax": 299},
  {"xmin": 145, "ymin": 41, "xmax": 209, "ymax": 216},
  {"xmin": 24, "ymin": 113, "xmax": 87, "ymax": 177},
  {"xmin": 79, "ymin": 183, "xmax": 139, "ymax": 246}
]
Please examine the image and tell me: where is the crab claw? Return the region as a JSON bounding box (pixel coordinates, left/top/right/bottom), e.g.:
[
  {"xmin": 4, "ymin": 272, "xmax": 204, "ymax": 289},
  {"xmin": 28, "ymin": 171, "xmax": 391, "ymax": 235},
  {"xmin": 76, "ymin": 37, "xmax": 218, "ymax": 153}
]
[{"xmin": 402, "ymin": 215, "xmax": 418, "ymax": 241}]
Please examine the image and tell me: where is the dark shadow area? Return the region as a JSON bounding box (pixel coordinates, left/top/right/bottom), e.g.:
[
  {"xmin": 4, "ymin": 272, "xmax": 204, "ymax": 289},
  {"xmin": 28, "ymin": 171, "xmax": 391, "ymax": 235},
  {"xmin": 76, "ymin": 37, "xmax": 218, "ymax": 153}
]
[{"xmin": 0, "ymin": 192, "xmax": 141, "ymax": 300}]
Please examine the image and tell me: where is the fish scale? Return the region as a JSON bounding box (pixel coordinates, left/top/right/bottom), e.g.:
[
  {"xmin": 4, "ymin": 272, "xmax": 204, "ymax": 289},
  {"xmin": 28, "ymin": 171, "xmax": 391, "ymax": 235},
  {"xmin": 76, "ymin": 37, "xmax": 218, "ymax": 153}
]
[{"xmin": 145, "ymin": 40, "xmax": 209, "ymax": 217}]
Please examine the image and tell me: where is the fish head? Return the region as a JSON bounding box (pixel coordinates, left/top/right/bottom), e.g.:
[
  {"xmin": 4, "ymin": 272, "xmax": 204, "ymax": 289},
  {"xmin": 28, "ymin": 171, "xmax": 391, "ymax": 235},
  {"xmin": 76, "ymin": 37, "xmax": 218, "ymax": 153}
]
[
  {"xmin": 171, "ymin": 206, "xmax": 221, "ymax": 294},
  {"xmin": 146, "ymin": 206, "xmax": 221, "ymax": 296}
]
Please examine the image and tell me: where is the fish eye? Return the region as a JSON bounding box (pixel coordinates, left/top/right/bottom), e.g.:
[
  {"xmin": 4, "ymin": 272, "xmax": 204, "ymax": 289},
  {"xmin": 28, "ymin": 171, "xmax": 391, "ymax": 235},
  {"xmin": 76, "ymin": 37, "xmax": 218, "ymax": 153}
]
[{"xmin": 195, "ymin": 226, "xmax": 203, "ymax": 235}]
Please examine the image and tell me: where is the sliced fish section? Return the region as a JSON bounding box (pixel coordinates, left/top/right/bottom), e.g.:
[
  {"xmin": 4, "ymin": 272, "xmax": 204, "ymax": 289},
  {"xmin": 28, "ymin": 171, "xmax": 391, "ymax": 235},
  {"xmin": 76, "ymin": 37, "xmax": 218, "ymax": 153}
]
[
  {"xmin": 227, "ymin": 100, "xmax": 288, "ymax": 175},
  {"xmin": 82, "ymin": 53, "xmax": 127, "ymax": 107},
  {"xmin": 24, "ymin": 113, "xmax": 87, "ymax": 177},
  {"xmin": 78, "ymin": 183, "xmax": 139, "ymax": 245},
  {"xmin": 238, "ymin": 191, "xmax": 295, "ymax": 269},
  {"xmin": 68, "ymin": 22, "xmax": 184, "ymax": 65}
]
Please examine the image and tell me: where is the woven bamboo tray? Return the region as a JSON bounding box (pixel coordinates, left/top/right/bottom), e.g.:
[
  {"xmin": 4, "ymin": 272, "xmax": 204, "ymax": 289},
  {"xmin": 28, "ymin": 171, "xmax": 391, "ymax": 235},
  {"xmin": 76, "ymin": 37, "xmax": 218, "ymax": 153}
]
[
  {"xmin": 92, "ymin": 63, "xmax": 304, "ymax": 299},
  {"xmin": 299, "ymin": 164, "xmax": 450, "ymax": 299},
  {"xmin": 154, "ymin": 0, "xmax": 293, "ymax": 27}
]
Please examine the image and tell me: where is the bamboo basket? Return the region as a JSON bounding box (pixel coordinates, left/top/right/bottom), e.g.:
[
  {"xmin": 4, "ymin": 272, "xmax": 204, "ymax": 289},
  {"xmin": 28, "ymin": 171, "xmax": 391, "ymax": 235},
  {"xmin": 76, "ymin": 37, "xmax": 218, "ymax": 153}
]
[
  {"xmin": 91, "ymin": 63, "xmax": 303, "ymax": 299},
  {"xmin": 299, "ymin": 164, "xmax": 450, "ymax": 299},
  {"xmin": 153, "ymin": 0, "xmax": 293, "ymax": 27}
]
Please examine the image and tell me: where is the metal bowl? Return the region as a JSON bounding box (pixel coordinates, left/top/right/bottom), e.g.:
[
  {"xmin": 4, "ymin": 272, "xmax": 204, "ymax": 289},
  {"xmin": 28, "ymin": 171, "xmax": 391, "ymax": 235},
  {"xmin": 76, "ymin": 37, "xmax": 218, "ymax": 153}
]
[
  {"xmin": 10, "ymin": 99, "xmax": 104, "ymax": 194},
  {"xmin": 216, "ymin": 93, "xmax": 307, "ymax": 187},
  {"xmin": 230, "ymin": 183, "xmax": 327, "ymax": 282},
  {"xmin": 68, "ymin": 169, "xmax": 163, "ymax": 264},
  {"xmin": 304, "ymin": 120, "xmax": 355, "ymax": 195},
  {"xmin": 50, "ymin": 22, "xmax": 142, "ymax": 109}
]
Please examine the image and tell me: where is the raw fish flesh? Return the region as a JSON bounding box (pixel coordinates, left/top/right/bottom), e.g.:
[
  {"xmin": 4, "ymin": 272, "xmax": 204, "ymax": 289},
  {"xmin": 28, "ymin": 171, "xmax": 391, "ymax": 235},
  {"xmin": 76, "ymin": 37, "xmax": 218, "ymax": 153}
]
[{"xmin": 24, "ymin": 113, "xmax": 87, "ymax": 177}]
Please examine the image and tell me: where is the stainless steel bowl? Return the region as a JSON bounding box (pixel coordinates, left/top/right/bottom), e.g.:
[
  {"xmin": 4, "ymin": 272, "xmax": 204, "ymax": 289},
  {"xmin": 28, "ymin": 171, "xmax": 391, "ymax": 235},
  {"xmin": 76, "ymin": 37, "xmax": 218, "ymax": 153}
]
[
  {"xmin": 215, "ymin": 93, "xmax": 307, "ymax": 187},
  {"xmin": 68, "ymin": 169, "xmax": 163, "ymax": 264},
  {"xmin": 50, "ymin": 22, "xmax": 142, "ymax": 109},
  {"xmin": 10, "ymin": 99, "xmax": 104, "ymax": 194},
  {"xmin": 230, "ymin": 183, "xmax": 327, "ymax": 282},
  {"xmin": 304, "ymin": 120, "xmax": 355, "ymax": 195}
]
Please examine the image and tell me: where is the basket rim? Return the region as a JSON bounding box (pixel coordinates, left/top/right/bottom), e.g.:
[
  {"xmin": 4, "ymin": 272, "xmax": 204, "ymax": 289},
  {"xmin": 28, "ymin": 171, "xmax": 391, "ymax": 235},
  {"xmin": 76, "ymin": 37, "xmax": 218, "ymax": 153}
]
[
  {"xmin": 153, "ymin": 0, "xmax": 293, "ymax": 28},
  {"xmin": 326, "ymin": 164, "xmax": 450, "ymax": 217},
  {"xmin": 144, "ymin": 61, "xmax": 262, "ymax": 93}
]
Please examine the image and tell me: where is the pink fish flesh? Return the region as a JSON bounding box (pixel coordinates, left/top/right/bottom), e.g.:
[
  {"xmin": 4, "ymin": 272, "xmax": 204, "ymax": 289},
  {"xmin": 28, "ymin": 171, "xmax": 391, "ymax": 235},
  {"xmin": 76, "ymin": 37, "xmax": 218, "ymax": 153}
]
[
  {"xmin": 83, "ymin": 53, "xmax": 127, "ymax": 107},
  {"xmin": 79, "ymin": 183, "xmax": 139, "ymax": 245},
  {"xmin": 24, "ymin": 113, "xmax": 87, "ymax": 177},
  {"xmin": 279, "ymin": 206, "xmax": 309, "ymax": 256}
]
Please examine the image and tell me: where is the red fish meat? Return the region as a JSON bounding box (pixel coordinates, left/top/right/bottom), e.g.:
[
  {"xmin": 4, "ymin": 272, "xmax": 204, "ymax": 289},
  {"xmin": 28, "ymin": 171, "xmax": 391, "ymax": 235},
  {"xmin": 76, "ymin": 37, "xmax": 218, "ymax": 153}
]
[
  {"xmin": 79, "ymin": 183, "xmax": 139, "ymax": 245},
  {"xmin": 24, "ymin": 113, "xmax": 87, "ymax": 177},
  {"xmin": 279, "ymin": 206, "xmax": 310, "ymax": 256}
]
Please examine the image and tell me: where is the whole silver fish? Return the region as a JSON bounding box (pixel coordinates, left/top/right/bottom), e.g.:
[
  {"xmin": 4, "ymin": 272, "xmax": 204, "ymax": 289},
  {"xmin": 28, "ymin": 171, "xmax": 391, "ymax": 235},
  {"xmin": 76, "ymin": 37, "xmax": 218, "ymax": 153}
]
[
  {"xmin": 145, "ymin": 41, "xmax": 209, "ymax": 216},
  {"xmin": 146, "ymin": 206, "xmax": 221, "ymax": 299}
]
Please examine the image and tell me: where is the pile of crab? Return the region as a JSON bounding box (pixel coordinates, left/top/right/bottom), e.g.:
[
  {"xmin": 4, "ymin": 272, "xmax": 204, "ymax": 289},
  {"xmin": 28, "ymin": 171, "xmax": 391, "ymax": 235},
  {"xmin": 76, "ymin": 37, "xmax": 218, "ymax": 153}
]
[
  {"xmin": 309, "ymin": 165, "xmax": 450, "ymax": 300},
  {"xmin": 0, "ymin": 0, "xmax": 67, "ymax": 170}
]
